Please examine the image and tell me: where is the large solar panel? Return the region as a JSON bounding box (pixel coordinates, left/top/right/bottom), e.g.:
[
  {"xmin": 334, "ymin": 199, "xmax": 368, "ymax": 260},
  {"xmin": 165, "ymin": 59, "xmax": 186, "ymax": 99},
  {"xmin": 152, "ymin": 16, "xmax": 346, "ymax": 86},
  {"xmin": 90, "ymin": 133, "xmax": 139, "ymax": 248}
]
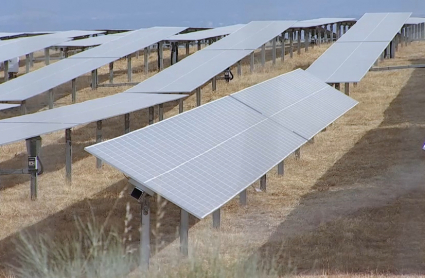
[
  {"xmin": 0, "ymin": 27, "xmax": 185, "ymax": 102},
  {"xmin": 0, "ymin": 34, "xmax": 69, "ymax": 62},
  {"xmin": 0, "ymin": 93, "xmax": 185, "ymax": 146},
  {"xmin": 205, "ymin": 21, "xmax": 297, "ymax": 50},
  {"xmin": 306, "ymin": 41, "xmax": 389, "ymax": 83},
  {"xmin": 292, "ymin": 18, "xmax": 356, "ymax": 28},
  {"xmin": 338, "ymin": 13, "xmax": 411, "ymax": 42},
  {"xmin": 231, "ymin": 69, "xmax": 358, "ymax": 140},
  {"xmin": 124, "ymin": 49, "xmax": 251, "ymax": 94},
  {"xmin": 169, "ymin": 24, "xmax": 245, "ymax": 41},
  {"xmin": 86, "ymin": 69, "xmax": 356, "ymax": 219},
  {"xmin": 85, "ymin": 96, "xmax": 307, "ymax": 219}
]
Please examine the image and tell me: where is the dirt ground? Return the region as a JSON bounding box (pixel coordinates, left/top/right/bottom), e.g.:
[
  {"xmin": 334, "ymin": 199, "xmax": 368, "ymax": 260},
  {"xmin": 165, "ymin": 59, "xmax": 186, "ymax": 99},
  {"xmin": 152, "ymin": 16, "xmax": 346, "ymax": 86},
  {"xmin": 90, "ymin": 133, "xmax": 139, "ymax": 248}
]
[{"xmin": 1, "ymin": 39, "xmax": 425, "ymax": 277}]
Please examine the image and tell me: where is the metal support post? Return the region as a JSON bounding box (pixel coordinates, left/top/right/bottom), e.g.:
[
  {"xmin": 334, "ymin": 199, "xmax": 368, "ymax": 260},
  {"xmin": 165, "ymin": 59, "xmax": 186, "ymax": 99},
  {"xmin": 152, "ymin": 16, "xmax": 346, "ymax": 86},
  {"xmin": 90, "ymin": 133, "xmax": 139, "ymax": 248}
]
[
  {"xmin": 336, "ymin": 23, "xmax": 341, "ymax": 39},
  {"xmin": 179, "ymin": 99, "xmax": 184, "ymax": 114},
  {"xmin": 317, "ymin": 27, "xmax": 321, "ymax": 46},
  {"xmin": 297, "ymin": 29, "xmax": 301, "ymax": 55},
  {"xmin": 71, "ymin": 78, "xmax": 77, "ymax": 103},
  {"xmin": 65, "ymin": 128, "xmax": 72, "ymax": 183},
  {"xmin": 250, "ymin": 52, "xmax": 254, "ymax": 73},
  {"xmin": 26, "ymin": 137, "xmax": 40, "ymax": 200},
  {"xmin": 140, "ymin": 196, "xmax": 151, "ymax": 270},
  {"xmin": 144, "ymin": 47, "xmax": 149, "ymax": 74},
  {"xmin": 25, "ymin": 54, "xmax": 30, "ymax": 73},
  {"xmin": 212, "ymin": 209, "xmax": 220, "ymax": 229},
  {"xmin": 4, "ymin": 60, "xmax": 9, "ymax": 82},
  {"xmin": 390, "ymin": 40, "xmax": 395, "ymax": 59},
  {"xmin": 261, "ymin": 44, "xmax": 266, "ymax": 66},
  {"xmin": 44, "ymin": 48, "xmax": 50, "ymax": 65},
  {"xmin": 281, "ymin": 32, "xmax": 285, "ymax": 61},
  {"xmin": 21, "ymin": 101, "xmax": 27, "ymax": 115},
  {"xmin": 48, "ymin": 89, "xmax": 54, "ymax": 109},
  {"xmin": 289, "ymin": 31, "xmax": 294, "ymax": 58},
  {"xmin": 240, "ymin": 189, "xmax": 247, "ymax": 206},
  {"xmin": 197, "ymin": 40, "xmax": 201, "ymax": 51},
  {"xmin": 260, "ymin": 175, "xmax": 267, "ymax": 191},
  {"xmin": 124, "ymin": 113, "xmax": 130, "ymax": 133},
  {"xmin": 158, "ymin": 104, "xmax": 164, "ymax": 121},
  {"xmin": 91, "ymin": 70, "xmax": 96, "ymax": 90},
  {"xmin": 148, "ymin": 106, "xmax": 154, "ymax": 125},
  {"xmin": 294, "ymin": 148, "xmax": 301, "ymax": 160},
  {"xmin": 311, "ymin": 29, "xmax": 316, "ymax": 48},
  {"xmin": 127, "ymin": 55, "xmax": 132, "ymax": 82},
  {"xmin": 237, "ymin": 61, "xmax": 242, "ymax": 76},
  {"xmin": 278, "ymin": 161, "xmax": 284, "ymax": 176},
  {"xmin": 30, "ymin": 52, "xmax": 34, "ymax": 67},
  {"xmin": 422, "ymin": 23, "xmax": 425, "ymax": 39},
  {"xmin": 96, "ymin": 120, "xmax": 102, "ymax": 168},
  {"xmin": 330, "ymin": 24, "xmax": 334, "ymax": 42},
  {"xmin": 344, "ymin": 83, "xmax": 350, "ymax": 96},
  {"xmin": 335, "ymin": 83, "xmax": 341, "ymax": 91},
  {"xmin": 159, "ymin": 41, "xmax": 164, "ymax": 71},
  {"xmin": 196, "ymin": 87, "xmax": 201, "ymax": 106},
  {"xmin": 180, "ymin": 209, "xmax": 189, "ymax": 255},
  {"xmin": 109, "ymin": 62, "xmax": 114, "ymax": 84},
  {"xmin": 305, "ymin": 30, "xmax": 309, "ymax": 52},
  {"xmin": 272, "ymin": 37, "xmax": 276, "ymax": 64},
  {"xmin": 212, "ymin": 76, "xmax": 216, "ymax": 91},
  {"xmin": 186, "ymin": 42, "xmax": 190, "ymax": 55}
]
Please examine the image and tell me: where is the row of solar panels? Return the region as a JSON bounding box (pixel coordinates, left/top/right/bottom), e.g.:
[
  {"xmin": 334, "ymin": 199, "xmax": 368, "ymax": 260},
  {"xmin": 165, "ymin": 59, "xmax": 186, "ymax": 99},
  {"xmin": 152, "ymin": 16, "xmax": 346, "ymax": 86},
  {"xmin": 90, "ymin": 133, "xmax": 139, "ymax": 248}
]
[
  {"xmin": 0, "ymin": 20, "xmax": 296, "ymax": 144},
  {"xmin": 307, "ymin": 13, "xmax": 413, "ymax": 83}
]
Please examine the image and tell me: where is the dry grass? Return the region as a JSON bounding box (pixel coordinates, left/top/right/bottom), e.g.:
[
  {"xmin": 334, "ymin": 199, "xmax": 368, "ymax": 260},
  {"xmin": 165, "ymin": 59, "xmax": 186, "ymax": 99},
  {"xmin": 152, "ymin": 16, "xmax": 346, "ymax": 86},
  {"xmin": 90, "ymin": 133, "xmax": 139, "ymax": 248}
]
[{"xmin": 1, "ymin": 40, "xmax": 425, "ymax": 277}]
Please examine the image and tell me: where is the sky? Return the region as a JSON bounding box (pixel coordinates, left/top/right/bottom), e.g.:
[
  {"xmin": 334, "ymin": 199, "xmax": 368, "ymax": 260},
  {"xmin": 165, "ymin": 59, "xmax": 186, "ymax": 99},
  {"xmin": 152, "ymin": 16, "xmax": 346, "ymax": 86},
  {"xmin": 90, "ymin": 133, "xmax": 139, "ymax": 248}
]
[{"xmin": 1, "ymin": 0, "xmax": 425, "ymax": 32}]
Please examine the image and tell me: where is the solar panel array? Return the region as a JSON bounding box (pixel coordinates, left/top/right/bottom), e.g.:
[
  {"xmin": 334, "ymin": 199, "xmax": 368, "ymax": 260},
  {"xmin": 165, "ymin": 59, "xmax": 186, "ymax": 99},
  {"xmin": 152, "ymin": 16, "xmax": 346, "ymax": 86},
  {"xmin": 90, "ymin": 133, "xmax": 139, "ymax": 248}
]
[
  {"xmin": 0, "ymin": 27, "xmax": 186, "ymax": 102},
  {"xmin": 86, "ymin": 69, "xmax": 358, "ymax": 219},
  {"xmin": 307, "ymin": 13, "xmax": 411, "ymax": 83},
  {"xmin": 0, "ymin": 93, "xmax": 185, "ymax": 146},
  {"xmin": 124, "ymin": 21, "xmax": 296, "ymax": 95}
]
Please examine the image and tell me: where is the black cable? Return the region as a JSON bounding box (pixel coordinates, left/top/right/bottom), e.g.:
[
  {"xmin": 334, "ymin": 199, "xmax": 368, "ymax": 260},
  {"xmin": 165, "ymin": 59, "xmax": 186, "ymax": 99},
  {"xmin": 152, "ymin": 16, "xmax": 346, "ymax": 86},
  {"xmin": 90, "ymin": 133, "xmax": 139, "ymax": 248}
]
[{"xmin": 37, "ymin": 157, "xmax": 44, "ymax": 175}]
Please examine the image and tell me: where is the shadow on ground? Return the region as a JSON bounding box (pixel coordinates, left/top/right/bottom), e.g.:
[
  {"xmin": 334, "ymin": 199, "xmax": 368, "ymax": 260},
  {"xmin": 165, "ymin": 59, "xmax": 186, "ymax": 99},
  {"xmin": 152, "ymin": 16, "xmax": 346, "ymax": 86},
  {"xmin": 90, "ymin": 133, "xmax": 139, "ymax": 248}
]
[{"xmin": 251, "ymin": 65, "xmax": 425, "ymax": 274}]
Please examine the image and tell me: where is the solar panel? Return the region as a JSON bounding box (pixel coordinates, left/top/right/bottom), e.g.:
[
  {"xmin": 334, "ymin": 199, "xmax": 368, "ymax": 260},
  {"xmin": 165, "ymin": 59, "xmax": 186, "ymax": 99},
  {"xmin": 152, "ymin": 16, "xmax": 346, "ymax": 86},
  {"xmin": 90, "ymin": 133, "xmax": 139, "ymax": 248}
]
[
  {"xmin": 52, "ymin": 30, "xmax": 106, "ymax": 38},
  {"xmin": 55, "ymin": 35, "xmax": 121, "ymax": 47},
  {"xmin": 292, "ymin": 18, "xmax": 356, "ymax": 28},
  {"xmin": 169, "ymin": 24, "xmax": 245, "ymax": 41},
  {"xmin": 205, "ymin": 21, "xmax": 297, "ymax": 50},
  {"xmin": 85, "ymin": 96, "xmax": 307, "ymax": 219},
  {"xmin": 338, "ymin": 13, "xmax": 411, "ymax": 42},
  {"xmin": 0, "ymin": 34, "xmax": 70, "ymax": 62},
  {"xmin": 406, "ymin": 17, "xmax": 425, "ymax": 25},
  {"xmin": 0, "ymin": 103, "xmax": 19, "ymax": 111},
  {"xmin": 0, "ymin": 27, "xmax": 186, "ymax": 102},
  {"xmin": 306, "ymin": 41, "xmax": 389, "ymax": 83},
  {"xmin": 86, "ymin": 69, "xmax": 356, "ymax": 219},
  {"xmin": 231, "ymin": 69, "xmax": 358, "ymax": 140},
  {"xmin": 124, "ymin": 49, "xmax": 252, "ymax": 94},
  {"xmin": 0, "ymin": 32, "xmax": 24, "ymax": 38},
  {"xmin": 0, "ymin": 93, "xmax": 185, "ymax": 146},
  {"xmin": 68, "ymin": 27, "xmax": 185, "ymax": 58}
]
